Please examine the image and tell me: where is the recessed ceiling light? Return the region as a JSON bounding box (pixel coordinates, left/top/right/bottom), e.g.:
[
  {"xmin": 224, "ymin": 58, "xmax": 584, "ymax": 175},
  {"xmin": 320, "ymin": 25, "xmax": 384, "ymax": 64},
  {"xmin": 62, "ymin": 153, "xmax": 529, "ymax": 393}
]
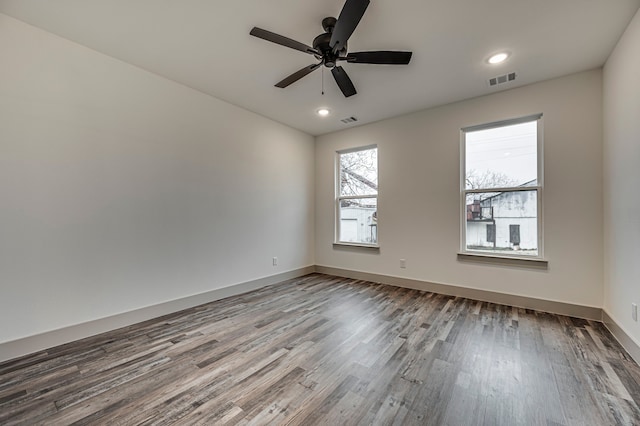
[
  {"xmin": 317, "ymin": 108, "xmax": 330, "ymax": 117},
  {"xmin": 488, "ymin": 52, "xmax": 509, "ymax": 64}
]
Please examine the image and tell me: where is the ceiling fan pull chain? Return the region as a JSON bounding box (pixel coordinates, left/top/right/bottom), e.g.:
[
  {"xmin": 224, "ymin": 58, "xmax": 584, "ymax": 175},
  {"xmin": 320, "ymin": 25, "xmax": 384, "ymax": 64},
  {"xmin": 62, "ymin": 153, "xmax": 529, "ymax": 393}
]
[{"xmin": 322, "ymin": 66, "xmax": 325, "ymax": 95}]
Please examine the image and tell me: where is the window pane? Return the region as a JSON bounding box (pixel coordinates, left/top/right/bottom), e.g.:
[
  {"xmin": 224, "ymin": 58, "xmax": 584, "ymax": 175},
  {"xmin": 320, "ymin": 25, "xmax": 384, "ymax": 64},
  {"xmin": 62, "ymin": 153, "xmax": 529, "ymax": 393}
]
[
  {"xmin": 465, "ymin": 190, "xmax": 538, "ymax": 255},
  {"xmin": 340, "ymin": 148, "xmax": 378, "ymax": 196},
  {"xmin": 339, "ymin": 198, "xmax": 377, "ymax": 244},
  {"xmin": 465, "ymin": 121, "xmax": 537, "ymax": 189}
]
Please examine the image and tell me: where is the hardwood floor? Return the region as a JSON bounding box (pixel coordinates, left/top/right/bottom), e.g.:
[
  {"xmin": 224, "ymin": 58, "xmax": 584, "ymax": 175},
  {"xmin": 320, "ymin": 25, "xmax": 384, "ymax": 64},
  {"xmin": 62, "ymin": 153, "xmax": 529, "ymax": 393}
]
[{"xmin": 1, "ymin": 273, "xmax": 639, "ymax": 425}]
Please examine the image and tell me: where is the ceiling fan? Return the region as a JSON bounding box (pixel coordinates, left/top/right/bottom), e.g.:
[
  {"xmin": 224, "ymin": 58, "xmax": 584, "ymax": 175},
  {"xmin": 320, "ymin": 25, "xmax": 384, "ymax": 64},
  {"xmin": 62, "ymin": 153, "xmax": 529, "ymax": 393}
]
[{"xmin": 250, "ymin": 0, "xmax": 412, "ymax": 97}]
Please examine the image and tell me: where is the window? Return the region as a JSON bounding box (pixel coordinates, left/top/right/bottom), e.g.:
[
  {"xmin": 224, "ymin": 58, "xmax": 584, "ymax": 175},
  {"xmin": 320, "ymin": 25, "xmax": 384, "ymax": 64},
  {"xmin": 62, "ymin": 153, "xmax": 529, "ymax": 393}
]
[
  {"xmin": 461, "ymin": 115, "xmax": 543, "ymax": 258},
  {"xmin": 486, "ymin": 224, "xmax": 496, "ymax": 243},
  {"xmin": 509, "ymin": 224, "xmax": 521, "ymax": 245},
  {"xmin": 336, "ymin": 145, "xmax": 378, "ymax": 246}
]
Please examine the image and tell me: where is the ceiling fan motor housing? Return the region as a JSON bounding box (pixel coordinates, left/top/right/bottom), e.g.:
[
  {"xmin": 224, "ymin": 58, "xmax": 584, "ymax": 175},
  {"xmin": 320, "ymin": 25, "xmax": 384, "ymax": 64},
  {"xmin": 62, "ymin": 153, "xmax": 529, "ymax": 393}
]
[{"xmin": 313, "ymin": 19, "xmax": 347, "ymax": 68}]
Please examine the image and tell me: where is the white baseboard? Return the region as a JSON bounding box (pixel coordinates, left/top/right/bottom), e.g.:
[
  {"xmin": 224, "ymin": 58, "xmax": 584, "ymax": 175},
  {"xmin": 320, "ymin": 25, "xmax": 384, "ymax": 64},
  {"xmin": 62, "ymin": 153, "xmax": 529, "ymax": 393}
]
[
  {"xmin": 315, "ymin": 266, "xmax": 640, "ymax": 365},
  {"xmin": 4, "ymin": 265, "xmax": 639, "ymax": 368},
  {"xmin": 602, "ymin": 310, "xmax": 640, "ymax": 365},
  {"xmin": 0, "ymin": 266, "xmax": 314, "ymax": 363},
  {"xmin": 315, "ymin": 265, "xmax": 602, "ymax": 320}
]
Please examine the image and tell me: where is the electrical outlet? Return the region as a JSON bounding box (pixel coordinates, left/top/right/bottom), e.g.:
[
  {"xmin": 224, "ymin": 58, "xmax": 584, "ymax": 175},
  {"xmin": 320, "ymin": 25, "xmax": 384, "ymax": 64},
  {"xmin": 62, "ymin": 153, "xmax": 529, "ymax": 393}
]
[
  {"xmin": 272, "ymin": 257, "xmax": 278, "ymax": 266},
  {"xmin": 632, "ymin": 303, "xmax": 637, "ymax": 322},
  {"xmin": 400, "ymin": 259, "xmax": 406, "ymax": 269}
]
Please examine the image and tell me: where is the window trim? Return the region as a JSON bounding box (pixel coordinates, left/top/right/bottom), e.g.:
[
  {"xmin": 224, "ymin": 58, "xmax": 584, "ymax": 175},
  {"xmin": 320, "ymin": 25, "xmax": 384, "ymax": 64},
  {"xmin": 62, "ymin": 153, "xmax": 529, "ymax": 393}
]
[
  {"xmin": 335, "ymin": 145, "xmax": 379, "ymax": 248},
  {"xmin": 459, "ymin": 114, "xmax": 545, "ymax": 260}
]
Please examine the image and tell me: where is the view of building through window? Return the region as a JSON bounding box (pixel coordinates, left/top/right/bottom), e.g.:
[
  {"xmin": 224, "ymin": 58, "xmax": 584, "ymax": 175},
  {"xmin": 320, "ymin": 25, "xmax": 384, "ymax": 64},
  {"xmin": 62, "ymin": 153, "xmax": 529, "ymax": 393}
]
[
  {"xmin": 463, "ymin": 118, "xmax": 541, "ymax": 256},
  {"xmin": 337, "ymin": 146, "xmax": 378, "ymax": 245}
]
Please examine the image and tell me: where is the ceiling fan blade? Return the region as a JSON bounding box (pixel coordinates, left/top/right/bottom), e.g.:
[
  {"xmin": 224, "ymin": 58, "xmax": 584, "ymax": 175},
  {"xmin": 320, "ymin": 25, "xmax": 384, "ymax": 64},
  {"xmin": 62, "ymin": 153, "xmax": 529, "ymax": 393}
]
[
  {"xmin": 347, "ymin": 51, "xmax": 413, "ymax": 65},
  {"xmin": 330, "ymin": 0, "xmax": 370, "ymax": 54},
  {"xmin": 250, "ymin": 27, "xmax": 319, "ymax": 55},
  {"xmin": 275, "ymin": 63, "xmax": 322, "ymax": 88},
  {"xmin": 331, "ymin": 66, "xmax": 357, "ymax": 97}
]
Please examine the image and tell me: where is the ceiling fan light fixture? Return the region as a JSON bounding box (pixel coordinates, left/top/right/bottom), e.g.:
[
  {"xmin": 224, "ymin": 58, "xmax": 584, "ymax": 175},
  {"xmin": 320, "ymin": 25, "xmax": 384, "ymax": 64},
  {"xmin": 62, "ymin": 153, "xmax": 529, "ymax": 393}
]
[
  {"xmin": 317, "ymin": 108, "xmax": 331, "ymax": 117},
  {"xmin": 488, "ymin": 52, "xmax": 509, "ymax": 64}
]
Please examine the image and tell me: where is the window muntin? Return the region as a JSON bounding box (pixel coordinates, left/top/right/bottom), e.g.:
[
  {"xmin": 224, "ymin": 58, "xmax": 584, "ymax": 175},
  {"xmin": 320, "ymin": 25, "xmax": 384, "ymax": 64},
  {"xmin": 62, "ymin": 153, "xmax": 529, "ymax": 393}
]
[
  {"xmin": 336, "ymin": 146, "xmax": 378, "ymax": 246},
  {"xmin": 461, "ymin": 116, "xmax": 542, "ymax": 258}
]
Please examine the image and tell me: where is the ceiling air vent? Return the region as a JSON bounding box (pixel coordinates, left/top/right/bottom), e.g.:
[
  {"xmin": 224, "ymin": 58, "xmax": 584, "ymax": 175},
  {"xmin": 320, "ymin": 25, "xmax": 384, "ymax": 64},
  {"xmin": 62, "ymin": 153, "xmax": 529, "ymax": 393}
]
[
  {"xmin": 488, "ymin": 72, "xmax": 517, "ymax": 87},
  {"xmin": 341, "ymin": 116, "xmax": 358, "ymax": 124}
]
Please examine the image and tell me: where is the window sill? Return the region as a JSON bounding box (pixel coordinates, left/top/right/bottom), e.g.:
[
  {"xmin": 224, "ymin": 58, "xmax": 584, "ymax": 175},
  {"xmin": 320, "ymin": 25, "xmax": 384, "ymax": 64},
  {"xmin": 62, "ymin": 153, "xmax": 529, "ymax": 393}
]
[
  {"xmin": 457, "ymin": 252, "xmax": 548, "ymax": 268},
  {"xmin": 333, "ymin": 242, "xmax": 380, "ymax": 251}
]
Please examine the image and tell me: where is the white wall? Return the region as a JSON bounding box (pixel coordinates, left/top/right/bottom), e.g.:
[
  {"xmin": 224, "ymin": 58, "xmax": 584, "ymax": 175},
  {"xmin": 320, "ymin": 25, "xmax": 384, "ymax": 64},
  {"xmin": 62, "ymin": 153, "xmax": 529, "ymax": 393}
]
[
  {"xmin": 603, "ymin": 9, "xmax": 640, "ymax": 345},
  {"xmin": 316, "ymin": 70, "xmax": 603, "ymax": 308},
  {"xmin": 0, "ymin": 14, "xmax": 315, "ymax": 345}
]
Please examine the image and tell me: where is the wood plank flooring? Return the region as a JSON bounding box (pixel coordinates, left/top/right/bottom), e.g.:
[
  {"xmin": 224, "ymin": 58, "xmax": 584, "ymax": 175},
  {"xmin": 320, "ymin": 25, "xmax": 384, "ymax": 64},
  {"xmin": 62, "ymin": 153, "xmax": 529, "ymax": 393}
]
[{"xmin": 1, "ymin": 273, "xmax": 639, "ymax": 425}]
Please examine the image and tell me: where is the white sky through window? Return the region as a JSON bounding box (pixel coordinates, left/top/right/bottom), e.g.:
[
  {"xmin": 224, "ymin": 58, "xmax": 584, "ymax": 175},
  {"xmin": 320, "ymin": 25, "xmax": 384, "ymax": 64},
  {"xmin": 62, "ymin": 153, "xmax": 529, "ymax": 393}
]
[{"xmin": 466, "ymin": 121, "xmax": 537, "ymax": 188}]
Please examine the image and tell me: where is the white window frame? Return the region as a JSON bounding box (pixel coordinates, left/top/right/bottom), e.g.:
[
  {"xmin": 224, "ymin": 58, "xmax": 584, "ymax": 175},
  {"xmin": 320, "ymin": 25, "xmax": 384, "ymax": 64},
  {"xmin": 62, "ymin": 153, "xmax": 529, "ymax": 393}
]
[
  {"xmin": 460, "ymin": 114, "xmax": 544, "ymax": 260},
  {"xmin": 335, "ymin": 145, "xmax": 379, "ymax": 248}
]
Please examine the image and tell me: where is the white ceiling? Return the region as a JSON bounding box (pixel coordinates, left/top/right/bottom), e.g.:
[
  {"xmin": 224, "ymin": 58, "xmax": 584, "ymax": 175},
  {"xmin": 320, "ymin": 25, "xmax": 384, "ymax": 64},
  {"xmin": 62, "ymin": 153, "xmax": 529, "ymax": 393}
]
[{"xmin": 1, "ymin": 0, "xmax": 638, "ymax": 136}]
